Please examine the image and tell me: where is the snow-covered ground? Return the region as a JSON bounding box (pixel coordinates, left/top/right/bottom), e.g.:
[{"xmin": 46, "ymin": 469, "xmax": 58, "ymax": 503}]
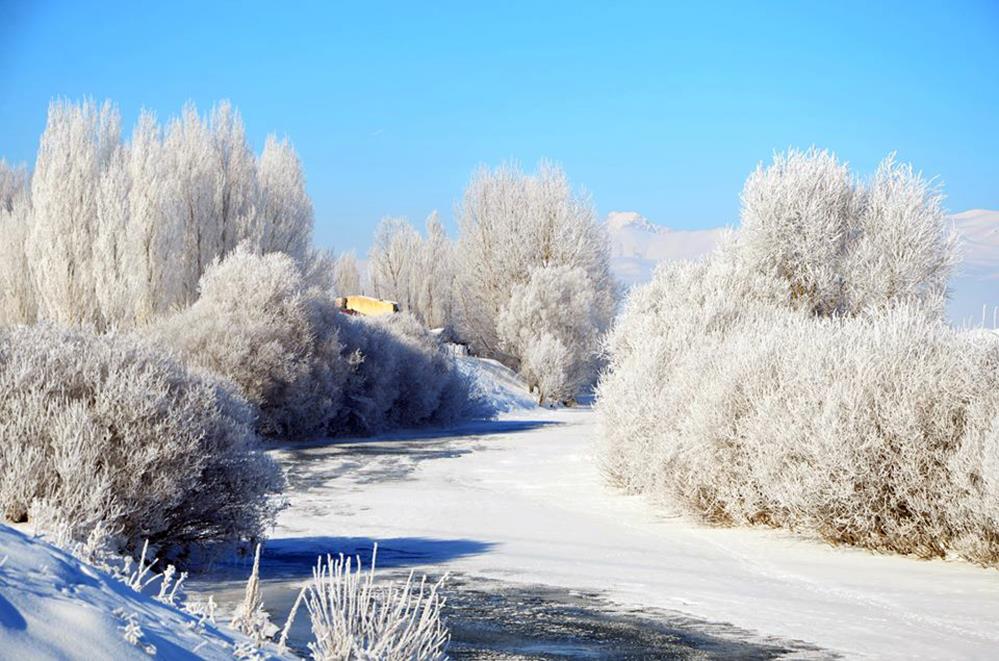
[
  {"xmin": 9, "ymin": 358, "xmax": 997, "ymax": 659},
  {"xmin": 607, "ymin": 209, "xmax": 999, "ymax": 326},
  {"xmin": 0, "ymin": 525, "xmax": 249, "ymax": 660},
  {"xmin": 244, "ymin": 398, "xmax": 998, "ymax": 659}
]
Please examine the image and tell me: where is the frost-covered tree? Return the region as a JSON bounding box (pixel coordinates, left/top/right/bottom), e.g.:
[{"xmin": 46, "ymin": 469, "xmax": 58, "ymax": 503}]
[
  {"xmin": 0, "ymin": 158, "xmax": 27, "ymax": 211},
  {"xmin": 252, "ymin": 135, "xmax": 313, "ymax": 262},
  {"xmin": 418, "ymin": 213, "xmax": 456, "ymax": 329},
  {"xmin": 455, "ymin": 162, "xmax": 615, "ymax": 397},
  {"xmin": 333, "ymin": 251, "xmax": 362, "ymax": 296},
  {"xmin": 367, "ymin": 213, "xmax": 457, "ymax": 327},
  {"xmin": 27, "ymin": 99, "xmax": 121, "ymax": 326},
  {"xmin": 122, "ymin": 111, "xmax": 187, "ymax": 323},
  {"xmin": 369, "ymin": 216, "xmax": 422, "ymax": 310},
  {"xmin": 739, "ymin": 147, "xmax": 956, "ymax": 316},
  {"xmin": 0, "ymin": 160, "xmax": 35, "ymax": 325},
  {"xmin": 497, "ymin": 265, "xmax": 602, "ymax": 403},
  {"xmin": 2, "ymin": 99, "xmax": 319, "ymax": 328}
]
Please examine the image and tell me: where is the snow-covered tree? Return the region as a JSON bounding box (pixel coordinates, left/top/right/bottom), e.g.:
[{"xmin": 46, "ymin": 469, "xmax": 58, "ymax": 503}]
[
  {"xmin": 27, "ymin": 99, "xmax": 121, "ymax": 326},
  {"xmin": 251, "ymin": 135, "xmax": 313, "ymax": 262},
  {"xmin": 0, "ymin": 158, "xmax": 27, "ymax": 211},
  {"xmin": 369, "ymin": 216, "xmax": 422, "ymax": 310},
  {"xmin": 0, "ymin": 160, "xmax": 35, "ymax": 326},
  {"xmin": 739, "ymin": 147, "xmax": 956, "ymax": 316},
  {"xmin": 122, "ymin": 111, "xmax": 186, "ymax": 323},
  {"xmin": 333, "ymin": 251, "xmax": 362, "ymax": 296},
  {"xmin": 497, "ymin": 265, "xmax": 602, "ymax": 403},
  {"xmin": 454, "ymin": 162, "xmax": 615, "ymax": 397},
  {"xmin": 367, "ymin": 213, "xmax": 457, "ymax": 327},
  {"xmin": 417, "ymin": 212, "xmax": 456, "ymax": 329}
]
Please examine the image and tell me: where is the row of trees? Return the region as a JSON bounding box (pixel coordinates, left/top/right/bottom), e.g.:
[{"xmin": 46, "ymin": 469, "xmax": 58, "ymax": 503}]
[
  {"xmin": 367, "ymin": 163, "xmax": 617, "ymax": 403},
  {"xmin": 597, "ymin": 148, "xmax": 999, "ymax": 566},
  {"xmin": 0, "ymin": 100, "xmax": 317, "ymax": 329}
]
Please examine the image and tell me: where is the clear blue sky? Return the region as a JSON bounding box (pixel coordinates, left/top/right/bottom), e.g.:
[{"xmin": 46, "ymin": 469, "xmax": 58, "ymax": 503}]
[{"xmin": 1, "ymin": 1, "xmax": 997, "ymax": 253}]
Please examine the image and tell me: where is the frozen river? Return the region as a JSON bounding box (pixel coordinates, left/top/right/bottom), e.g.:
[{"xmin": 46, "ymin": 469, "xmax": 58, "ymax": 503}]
[{"xmin": 188, "ymin": 408, "xmax": 998, "ymax": 659}]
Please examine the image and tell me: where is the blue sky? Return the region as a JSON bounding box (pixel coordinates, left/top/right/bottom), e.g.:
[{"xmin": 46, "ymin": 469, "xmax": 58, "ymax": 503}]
[{"xmin": 1, "ymin": 1, "xmax": 997, "ymax": 253}]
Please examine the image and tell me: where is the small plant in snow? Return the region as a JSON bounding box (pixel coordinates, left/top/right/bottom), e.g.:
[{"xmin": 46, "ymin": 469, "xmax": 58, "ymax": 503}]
[
  {"xmin": 231, "ymin": 544, "xmax": 275, "ymax": 644},
  {"xmin": 301, "ymin": 544, "xmax": 449, "ymax": 661},
  {"xmin": 116, "ymin": 610, "xmax": 157, "ymax": 656}
]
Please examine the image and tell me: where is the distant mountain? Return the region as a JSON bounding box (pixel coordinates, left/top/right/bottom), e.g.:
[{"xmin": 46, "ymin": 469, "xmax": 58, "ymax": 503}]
[
  {"xmin": 949, "ymin": 209, "xmax": 999, "ymax": 327},
  {"xmin": 605, "ymin": 212, "xmax": 727, "ymax": 286},
  {"xmin": 605, "ymin": 209, "xmax": 999, "ymax": 327}
]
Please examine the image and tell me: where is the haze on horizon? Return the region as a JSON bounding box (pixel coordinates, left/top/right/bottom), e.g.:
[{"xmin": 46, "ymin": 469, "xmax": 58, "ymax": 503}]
[{"xmin": 1, "ymin": 0, "xmax": 997, "ymax": 254}]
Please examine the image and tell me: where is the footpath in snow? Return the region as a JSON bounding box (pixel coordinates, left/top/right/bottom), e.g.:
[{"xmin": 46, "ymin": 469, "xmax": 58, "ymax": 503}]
[{"xmin": 254, "ymin": 404, "xmax": 999, "ymax": 660}]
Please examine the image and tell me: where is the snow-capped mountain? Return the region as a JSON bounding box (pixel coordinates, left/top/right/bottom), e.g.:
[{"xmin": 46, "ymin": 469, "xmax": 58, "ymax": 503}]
[
  {"xmin": 606, "ymin": 211, "xmax": 727, "ymax": 286},
  {"xmin": 606, "ymin": 209, "xmax": 999, "ymax": 327},
  {"xmin": 949, "ymin": 209, "xmax": 999, "ymax": 327}
]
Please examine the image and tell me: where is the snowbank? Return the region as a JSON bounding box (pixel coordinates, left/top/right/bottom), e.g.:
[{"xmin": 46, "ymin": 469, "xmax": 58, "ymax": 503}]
[
  {"xmin": 457, "ymin": 356, "xmax": 537, "ymax": 412},
  {"xmin": 0, "ymin": 525, "xmax": 249, "ymax": 660}
]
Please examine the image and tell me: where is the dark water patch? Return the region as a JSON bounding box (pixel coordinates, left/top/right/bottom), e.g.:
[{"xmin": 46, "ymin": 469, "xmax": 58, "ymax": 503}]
[
  {"xmin": 441, "ymin": 576, "xmax": 832, "ymax": 660},
  {"xmin": 187, "ymin": 567, "xmax": 831, "ymax": 660}
]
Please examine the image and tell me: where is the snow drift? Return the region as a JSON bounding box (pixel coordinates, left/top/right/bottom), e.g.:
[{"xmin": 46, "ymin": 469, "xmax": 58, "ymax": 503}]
[{"xmin": 0, "ymin": 524, "xmax": 245, "ymax": 660}]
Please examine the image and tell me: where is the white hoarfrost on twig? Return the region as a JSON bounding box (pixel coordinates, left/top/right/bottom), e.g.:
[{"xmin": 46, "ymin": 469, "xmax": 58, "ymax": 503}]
[{"xmin": 303, "ymin": 544, "xmax": 450, "ymax": 660}]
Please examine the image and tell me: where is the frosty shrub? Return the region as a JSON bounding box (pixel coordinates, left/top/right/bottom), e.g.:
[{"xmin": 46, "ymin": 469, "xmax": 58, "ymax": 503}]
[
  {"xmin": 0, "ymin": 324, "xmax": 282, "ymax": 559},
  {"xmin": 302, "ymin": 546, "xmax": 449, "ymax": 660},
  {"xmin": 598, "ymin": 149, "xmax": 999, "ymax": 565},
  {"xmin": 158, "ymin": 248, "xmax": 487, "ymax": 440},
  {"xmin": 336, "ymin": 312, "xmax": 488, "ymax": 435},
  {"xmin": 155, "ymin": 246, "xmax": 346, "ymax": 440}
]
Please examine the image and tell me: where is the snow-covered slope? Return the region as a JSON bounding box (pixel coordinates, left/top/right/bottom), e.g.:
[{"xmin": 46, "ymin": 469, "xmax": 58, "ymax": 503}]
[
  {"xmin": 459, "ymin": 356, "xmax": 537, "ymax": 412},
  {"xmin": 607, "ymin": 209, "xmax": 999, "ymax": 326},
  {"xmin": 0, "ymin": 525, "xmax": 243, "ymax": 660}
]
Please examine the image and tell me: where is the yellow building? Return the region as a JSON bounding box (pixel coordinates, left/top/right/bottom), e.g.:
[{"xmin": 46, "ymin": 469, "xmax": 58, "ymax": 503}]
[{"xmin": 335, "ymin": 295, "xmax": 400, "ymax": 317}]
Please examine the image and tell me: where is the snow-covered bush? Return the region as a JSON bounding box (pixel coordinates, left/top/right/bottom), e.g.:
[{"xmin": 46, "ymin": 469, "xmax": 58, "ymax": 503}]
[
  {"xmin": 454, "ymin": 162, "xmax": 616, "ymax": 399},
  {"xmin": 155, "ymin": 246, "xmax": 346, "ymax": 440},
  {"xmin": 336, "ymin": 312, "xmax": 488, "ymax": 434},
  {"xmin": 0, "ymin": 324, "xmax": 281, "ymax": 559},
  {"xmin": 302, "ymin": 546, "xmax": 449, "ymax": 660},
  {"xmin": 158, "ymin": 248, "xmax": 487, "ymax": 440},
  {"xmin": 498, "ymin": 264, "xmax": 603, "ymax": 403},
  {"xmin": 598, "ymin": 149, "xmax": 999, "ymax": 565}
]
